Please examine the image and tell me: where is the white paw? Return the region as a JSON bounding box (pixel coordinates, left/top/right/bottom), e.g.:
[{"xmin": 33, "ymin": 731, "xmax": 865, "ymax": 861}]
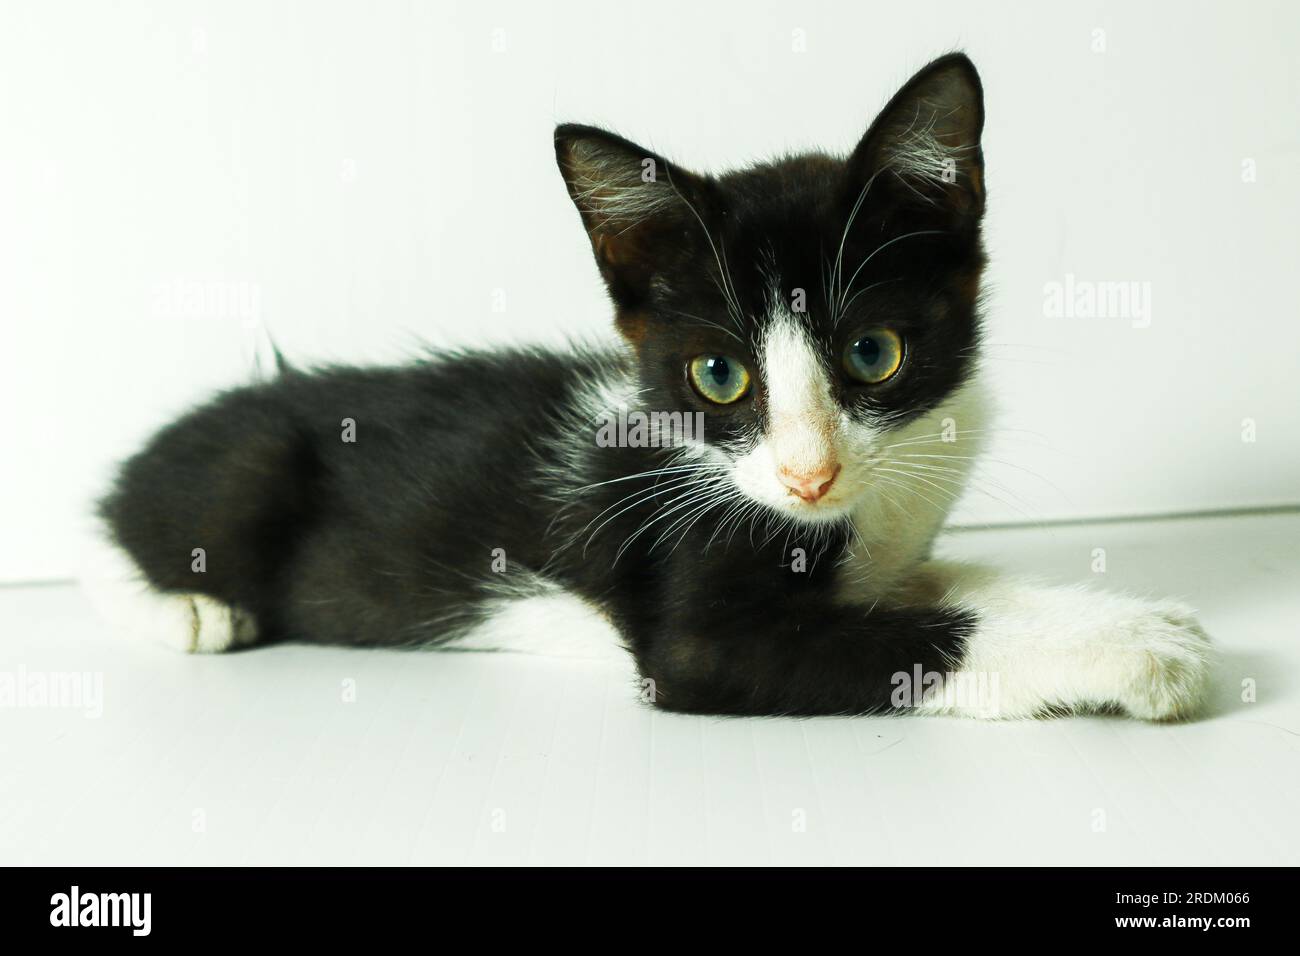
[
  {"xmin": 79, "ymin": 534, "xmax": 257, "ymax": 654},
  {"xmin": 184, "ymin": 594, "xmax": 258, "ymax": 653},
  {"xmin": 97, "ymin": 588, "xmax": 257, "ymax": 653},
  {"xmin": 110, "ymin": 590, "xmax": 258, "ymax": 654},
  {"xmin": 1109, "ymin": 602, "xmax": 1213, "ymax": 721},
  {"xmin": 924, "ymin": 566, "xmax": 1215, "ymax": 721}
]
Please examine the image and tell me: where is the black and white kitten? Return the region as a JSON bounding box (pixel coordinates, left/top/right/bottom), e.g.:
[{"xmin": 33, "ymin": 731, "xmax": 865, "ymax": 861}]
[{"xmin": 92, "ymin": 54, "xmax": 1210, "ymax": 719}]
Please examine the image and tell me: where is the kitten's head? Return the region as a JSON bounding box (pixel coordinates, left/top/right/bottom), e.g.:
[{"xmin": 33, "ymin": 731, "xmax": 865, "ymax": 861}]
[{"xmin": 557, "ymin": 54, "xmax": 986, "ymax": 525}]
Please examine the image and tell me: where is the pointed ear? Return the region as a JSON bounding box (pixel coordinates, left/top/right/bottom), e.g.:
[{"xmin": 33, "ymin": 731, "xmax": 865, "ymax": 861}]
[
  {"xmin": 555, "ymin": 124, "xmax": 708, "ymax": 310},
  {"xmin": 847, "ymin": 53, "xmax": 986, "ymax": 223}
]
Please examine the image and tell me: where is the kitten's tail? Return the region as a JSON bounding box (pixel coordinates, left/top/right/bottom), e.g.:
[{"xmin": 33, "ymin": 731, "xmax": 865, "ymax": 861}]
[
  {"xmin": 271, "ymin": 341, "xmax": 294, "ymax": 376},
  {"xmin": 246, "ymin": 323, "xmax": 296, "ymax": 380}
]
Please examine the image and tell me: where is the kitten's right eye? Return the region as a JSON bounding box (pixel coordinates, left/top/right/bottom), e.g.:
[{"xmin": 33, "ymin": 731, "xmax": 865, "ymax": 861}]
[{"xmin": 687, "ymin": 355, "xmax": 752, "ymax": 405}]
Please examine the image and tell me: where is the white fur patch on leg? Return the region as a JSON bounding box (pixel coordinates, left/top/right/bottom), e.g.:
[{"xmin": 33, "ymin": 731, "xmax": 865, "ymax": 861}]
[
  {"xmin": 78, "ymin": 533, "xmax": 257, "ymax": 654},
  {"xmin": 913, "ymin": 561, "xmax": 1212, "ymax": 721},
  {"xmin": 449, "ymin": 579, "xmax": 624, "ymax": 660}
]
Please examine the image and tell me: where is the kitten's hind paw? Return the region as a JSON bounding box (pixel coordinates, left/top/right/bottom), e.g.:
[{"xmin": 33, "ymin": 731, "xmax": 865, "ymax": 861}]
[
  {"xmin": 109, "ymin": 590, "xmax": 258, "ymax": 654},
  {"xmin": 80, "ymin": 535, "xmax": 258, "ymax": 654},
  {"xmin": 181, "ymin": 594, "xmax": 259, "ymax": 654}
]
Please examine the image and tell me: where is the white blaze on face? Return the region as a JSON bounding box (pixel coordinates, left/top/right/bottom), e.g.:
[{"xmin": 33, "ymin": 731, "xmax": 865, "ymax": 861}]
[
  {"xmin": 728, "ymin": 311, "xmax": 855, "ymax": 517},
  {"xmin": 761, "ymin": 314, "xmax": 839, "ymax": 477}
]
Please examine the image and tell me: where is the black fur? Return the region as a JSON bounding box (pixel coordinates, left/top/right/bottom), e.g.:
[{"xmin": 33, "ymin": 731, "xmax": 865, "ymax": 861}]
[{"xmin": 100, "ymin": 54, "xmax": 988, "ymax": 716}]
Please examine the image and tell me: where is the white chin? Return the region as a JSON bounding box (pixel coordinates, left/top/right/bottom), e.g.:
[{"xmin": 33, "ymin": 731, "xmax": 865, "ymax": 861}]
[{"xmin": 774, "ymin": 495, "xmax": 854, "ymax": 524}]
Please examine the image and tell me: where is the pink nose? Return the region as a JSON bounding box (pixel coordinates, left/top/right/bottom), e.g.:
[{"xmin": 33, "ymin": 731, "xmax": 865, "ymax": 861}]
[{"xmin": 778, "ymin": 463, "xmax": 840, "ymax": 503}]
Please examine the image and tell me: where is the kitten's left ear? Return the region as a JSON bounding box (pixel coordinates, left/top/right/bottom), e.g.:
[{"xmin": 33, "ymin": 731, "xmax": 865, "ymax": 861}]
[{"xmin": 848, "ymin": 53, "xmax": 986, "ymax": 223}]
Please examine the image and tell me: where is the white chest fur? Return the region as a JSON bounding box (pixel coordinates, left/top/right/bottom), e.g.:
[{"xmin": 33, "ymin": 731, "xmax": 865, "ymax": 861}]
[{"xmin": 835, "ymin": 376, "xmax": 990, "ymax": 604}]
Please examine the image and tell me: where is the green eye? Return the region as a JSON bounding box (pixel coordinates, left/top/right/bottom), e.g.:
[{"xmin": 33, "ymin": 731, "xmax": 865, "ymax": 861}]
[
  {"xmin": 688, "ymin": 355, "xmax": 752, "ymax": 405},
  {"xmin": 843, "ymin": 328, "xmax": 904, "ymax": 384}
]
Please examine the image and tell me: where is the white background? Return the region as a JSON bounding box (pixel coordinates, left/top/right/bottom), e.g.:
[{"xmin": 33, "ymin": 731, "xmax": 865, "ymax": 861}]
[{"xmin": 2, "ymin": 0, "xmax": 1298, "ymax": 582}]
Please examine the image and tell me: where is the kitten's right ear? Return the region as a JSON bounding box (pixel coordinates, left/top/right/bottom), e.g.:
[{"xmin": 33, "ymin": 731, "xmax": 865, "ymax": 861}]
[{"xmin": 555, "ymin": 124, "xmax": 706, "ymax": 310}]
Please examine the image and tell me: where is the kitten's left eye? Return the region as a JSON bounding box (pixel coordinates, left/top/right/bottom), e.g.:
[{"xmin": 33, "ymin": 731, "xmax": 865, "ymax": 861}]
[
  {"xmin": 843, "ymin": 329, "xmax": 904, "ymax": 384},
  {"xmin": 687, "ymin": 355, "xmax": 752, "ymax": 405}
]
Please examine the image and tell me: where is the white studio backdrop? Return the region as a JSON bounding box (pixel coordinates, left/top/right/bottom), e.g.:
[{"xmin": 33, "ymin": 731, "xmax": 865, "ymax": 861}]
[{"xmin": 2, "ymin": 0, "xmax": 1298, "ymax": 582}]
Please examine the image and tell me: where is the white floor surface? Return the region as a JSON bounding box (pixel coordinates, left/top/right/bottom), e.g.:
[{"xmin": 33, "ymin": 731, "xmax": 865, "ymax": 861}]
[{"xmin": 1, "ymin": 511, "xmax": 1297, "ymax": 865}]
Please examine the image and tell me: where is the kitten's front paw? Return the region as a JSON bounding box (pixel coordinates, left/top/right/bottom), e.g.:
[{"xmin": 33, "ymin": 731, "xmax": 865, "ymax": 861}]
[{"xmin": 1111, "ymin": 602, "xmax": 1213, "ymax": 721}]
